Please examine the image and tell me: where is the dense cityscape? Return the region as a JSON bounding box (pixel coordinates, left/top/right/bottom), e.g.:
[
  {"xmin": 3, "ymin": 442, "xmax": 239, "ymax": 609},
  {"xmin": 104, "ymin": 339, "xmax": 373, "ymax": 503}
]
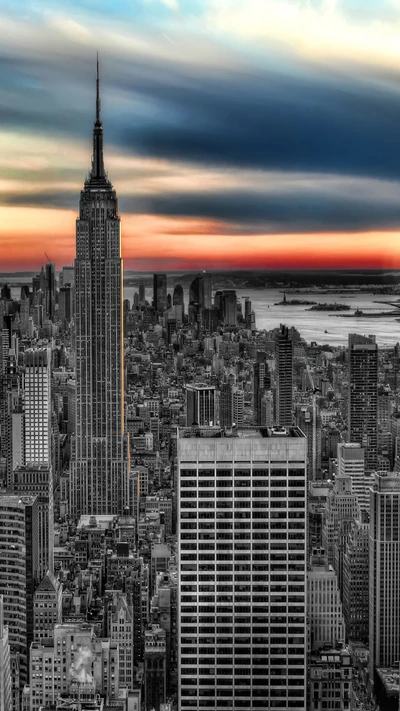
[{"xmin": 2, "ymin": 65, "xmax": 400, "ymax": 711}]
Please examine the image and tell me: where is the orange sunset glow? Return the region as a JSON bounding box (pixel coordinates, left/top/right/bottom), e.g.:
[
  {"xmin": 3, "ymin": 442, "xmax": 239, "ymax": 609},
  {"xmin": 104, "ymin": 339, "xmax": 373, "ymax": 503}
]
[
  {"xmin": 2, "ymin": 2, "xmax": 400, "ymax": 272},
  {"xmin": 2, "ymin": 203, "xmax": 400, "ymax": 272}
]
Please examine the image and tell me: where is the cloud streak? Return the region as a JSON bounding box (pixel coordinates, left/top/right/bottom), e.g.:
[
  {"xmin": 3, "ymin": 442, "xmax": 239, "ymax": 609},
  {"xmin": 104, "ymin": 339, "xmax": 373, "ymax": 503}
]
[{"xmin": 1, "ymin": 1, "xmax": 400, "ymax": 270}]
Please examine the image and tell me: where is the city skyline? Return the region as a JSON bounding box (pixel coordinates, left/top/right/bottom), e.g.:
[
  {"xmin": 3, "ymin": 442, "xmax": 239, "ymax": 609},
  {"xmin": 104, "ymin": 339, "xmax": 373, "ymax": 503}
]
[
  {"xmin": 2, "ymin": 5, "xmax": 400, "ymax": 710},
  {"xmin": 2, "ymin": 2, "xmax": 400, "ymax": 271}
]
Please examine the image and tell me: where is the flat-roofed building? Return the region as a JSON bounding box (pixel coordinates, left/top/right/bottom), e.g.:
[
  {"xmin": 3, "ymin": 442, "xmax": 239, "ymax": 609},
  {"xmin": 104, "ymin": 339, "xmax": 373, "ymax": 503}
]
[{"xmin": 177, "ymin": 425, "xmax": 307, "ymax": 711}]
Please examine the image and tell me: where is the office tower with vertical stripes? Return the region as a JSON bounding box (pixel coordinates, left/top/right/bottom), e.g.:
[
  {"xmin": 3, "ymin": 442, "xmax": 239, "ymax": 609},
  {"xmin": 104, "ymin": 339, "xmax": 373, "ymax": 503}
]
[
  {"xmin": 369, "ymin": 472, "xmax": 400, "ymax": 681},
  {"xmin": 275, "ymin": 324, "xmax": 293, "ymax": 427},
  {"xmin": 70, "ymin": 59, "xmax": 128, "ymax": 517},
  {"xmin": 23, "ymin": 347, "xmax": 52, "ymax": 467},
  {"xmin": 348, "ymin": 334, "xmax": 378, "ymax": 473},
  {"xmin": 177, "ymin": 425, "xmax": 307, "ymax": 711}
]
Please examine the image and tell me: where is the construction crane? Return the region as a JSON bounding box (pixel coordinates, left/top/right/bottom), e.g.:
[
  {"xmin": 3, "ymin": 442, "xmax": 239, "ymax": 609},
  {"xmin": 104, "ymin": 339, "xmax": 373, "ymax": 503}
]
[{"xmin": 300, "ymin": 344, "xmax": 320, "ymax": 480}]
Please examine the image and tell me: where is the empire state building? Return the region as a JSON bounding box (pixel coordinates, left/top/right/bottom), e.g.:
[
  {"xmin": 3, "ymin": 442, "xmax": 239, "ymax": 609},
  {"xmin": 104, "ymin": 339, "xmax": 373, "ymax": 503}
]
[{"xmin": 70, "ymin": 59, "xmax": 128, "ymax": 517}]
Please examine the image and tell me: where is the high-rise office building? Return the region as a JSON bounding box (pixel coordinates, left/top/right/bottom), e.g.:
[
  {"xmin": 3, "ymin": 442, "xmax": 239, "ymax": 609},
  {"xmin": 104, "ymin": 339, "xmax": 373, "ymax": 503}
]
[
  {"xmin": 58, "ymin": 284, "xmax": 73, "ymax": 322},
  {"xmin": 139, "ymin": 279, "xmax": 146, "ymax": 305},
  {"xmin": 275, "ymin": 324, "xmax": 293, "ymax": 427},
  {"xmin": 32, "ymin": 572, "xmax": 62, "ymax": 643},
  {"xmin": 253, "ymin": 352, "xmax": 271, "ymax": 426},
  {"xmin": 59, "ymin": 264, "xmax": 75, "ymax": 289},
  {"xmin": 13, "ymin": 464, "xmax": 54, "ymax": 580},
  {"xmin": 348, "ymin": 334, "xmax": 378, "ymax": 472},
  {"xmin": 322, "ymin": 475, "xmax": 359, "ymax": 599},
  {"xmin": 0, "ymin": 595, "xmax": 12, "ymax": 711},
  {"xmin": 0, "ymin": 493, "xmax": 39, "ymax": 700},
  {"xmin": 23, "ymin": 347, "xmax": 52, "ymax": 467},
  {"xmin": 296, "ymin": 404, "xmax": 322, "ymax": 477},
  {"xmin": 177, "ymin": 425, "xmax": 307, "ymax": 711},
  {"xmin": 221, "ymin": 290, "xmax": 237, "ymax": 327},
  {"xmin": 232, "ymin": 386, "xmax": 244, "ymax": 427},
  {"xmin": 219, "ymin": 383, "xmax": 233, "ymax": 428},
  {"xmin": 144, "ymin": 624, "xmax": 167, "ymax": 711},
  {"xmin": 153, "ymin": 274, "xmax": 168, "ymax": 313},
  {"xmin": 70, "ymin": 59, "xmax": 128, "ymax": 517},
  {"xmin": 369, "ymin": 472, "xmax": 400, "ymax": 680},
  {"xmin": 307, "ymin": 548, "xmax": 345, "ymax": 652},
  {"xmin": 342, "ymin": 511, "xmax": 369, "ymax": 643},
  {"xmin": 44, "ymin": 262, "xmax": 56, "ymax": 321},
  {"xmin": 186, "ymin": 384, "xmax": 216, "ymax": 427},
  {"xmin": 202, "ymin": 273, "xmax": 212, "ymax": 309},
  {"xmin": 337, "ymin": 442, "xmax": 367, "ymax": 511}
]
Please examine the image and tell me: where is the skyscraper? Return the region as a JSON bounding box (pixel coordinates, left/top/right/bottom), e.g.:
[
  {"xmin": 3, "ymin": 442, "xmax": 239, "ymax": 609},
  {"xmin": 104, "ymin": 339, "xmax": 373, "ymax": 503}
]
[
  {"xmin": 348, "ymin": 334, "xmax": 378, "ymax": 472},
  {"xmin": 13, "ymin": 464, "xmax": 54, "ymax": 580},
  {"xmin": 369, "ymin": 471, "xmax": 400, "ymax": 680},
  {"xmin": 44, "ymin": 262, "xmax": 56, "ymax": 322},
  {"xmin": 275, "ymin": 324, "xmax": 293, "ymax": 427},
  {"xmin": 177, "ymin": 425, "xmax": 307, "ymax": 711},
  {"xmin": 337, "ymin": 442, "xmax": 367, "ymax": 511},
  {"xmin": 70, "ymin": 59, "xmax": 128, "ymax": 517},
  {"xmin": 0, "ymin": 493, "xmax": 39, "ymax": 701},
  {"xmin": 253, "ymin": 352, "xmax": 270, "ymax": 425},
  {"xmin": 23, "ymin": 346, "xmax": 52, "ymax": 467},
  {"xmin": 0, "ymin": 595, "xmax": 11, "ymax": 711},
  {"xmin": 185, "ymin": 384, "xmax": 216, "ymax": 426},
  {"xmin": 139, "ymin": 279, "xmax": 146, "ymax": 305},
  {"xmin": 153, "ymin": 274, "xmax": 168, "ymax": 313}
]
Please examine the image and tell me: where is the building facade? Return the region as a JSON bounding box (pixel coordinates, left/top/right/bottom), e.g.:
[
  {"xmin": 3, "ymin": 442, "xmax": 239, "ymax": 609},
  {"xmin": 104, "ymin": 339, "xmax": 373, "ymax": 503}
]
[
  {"xmin": 348, "ymin": 334, "xmax": 378, "ymax": 473},
  {"xmin": 70, "ymin": 60, "xmax": 128, "ymax": 517},
  {"xmin": 185, "ymin": 384, "xmax": 216, "ymax": 427},
  {"xmin": 0, "ymin": 494, "xmax": 39, "ymax": 704},
  {"xmin": 177, "ymin": 426, "xmax": 307, "ymax": 711},
  {"xmin": 153, "ymin": 274, "xmax": 168, "ymax": 313},
  {"xmin": 307, "ymin": 549, "xmax": 345, "ymax": 652},
  {"xmin": 275, "ymin": 325, "xmax": 293, "ymax": 427},
  {"xmin": 337, "ymin": 443, "xmax": 367, "ymax": 511},
  {"xmin": 0, "ymin": 596, "xmax": 12, "ymax": 711},
  {"xmin": 13, "ymin": 464, "xmax": 54, "ymax": 580},
  {"xmin": 23, "ymin": 346, "xmax": 52, "ymax": 467},
  {"xmin": 369, "ymin": 472, "xmax": 400, "ymax": 679}
]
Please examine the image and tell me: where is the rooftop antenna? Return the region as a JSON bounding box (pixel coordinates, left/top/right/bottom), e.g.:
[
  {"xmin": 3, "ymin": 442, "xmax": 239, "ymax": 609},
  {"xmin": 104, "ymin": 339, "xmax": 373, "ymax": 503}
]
[{"xmin": 96, "ymin": 51, "xmax": 101, "ymax": 123}]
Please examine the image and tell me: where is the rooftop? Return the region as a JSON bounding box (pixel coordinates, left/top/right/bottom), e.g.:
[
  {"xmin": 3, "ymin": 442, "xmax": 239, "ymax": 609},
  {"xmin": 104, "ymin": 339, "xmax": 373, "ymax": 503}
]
[
  {"xmin": 77, "ymin": 515, "xmax": 115, "ymax": 530},
  {"xmin": 376, "ymin": 668, "xmax": 400, "ymax": 697},
  {"xmin": 178, "ymin": 425, "xmax": 305, "ymax": 439}
]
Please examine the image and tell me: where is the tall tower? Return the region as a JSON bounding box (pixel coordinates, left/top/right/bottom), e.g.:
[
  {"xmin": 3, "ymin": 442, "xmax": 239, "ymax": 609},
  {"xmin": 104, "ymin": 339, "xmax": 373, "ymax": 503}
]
[
  {"xmin": 153, "ymin": 274, "xmax": 167, "ymax": 313},
  {"xmin": 0, "ymin": 493, "xmax": 39, "ymax": 701},
  {"xmin": 23, "ymin": 346, "xmax": 52, "ymax": 467},
  {"xmin": 369, "ymin": 472, "xmax": 400, "ymax": 681},
  {"xmin": 348, "ymin": 334, "xmax": 378, "ymax": 473},
  {"xmin": 44, "ymin": 262, "xmax": 56, "ymax": 321},
  {"xmin": 70, "ymin": 58, "xmax": 128, "ymax": 517},
  {"xmin": 253, "ymin": 352, "xmax": 270, "ymax": 425},
  {"xmin": 177, "ymin": 425, "xmax": 308, "ymax": 711},
  {"xmin": 275, "ymin": 324, "xmax": 293, "ymax": 427},
  {"xmin": 0, "ymin": 595, "xmax": 12, "ymax": 711},
  {"xmin": 337, "ymin": 442, "xmax": 367, "ymax": 511}
]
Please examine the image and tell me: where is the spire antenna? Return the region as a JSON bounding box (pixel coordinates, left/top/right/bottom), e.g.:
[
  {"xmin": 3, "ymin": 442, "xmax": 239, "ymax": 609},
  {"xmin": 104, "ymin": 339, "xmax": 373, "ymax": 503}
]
[{"xmin": 96, "ymin": 51, "xmax": 101, "ymax": 123}]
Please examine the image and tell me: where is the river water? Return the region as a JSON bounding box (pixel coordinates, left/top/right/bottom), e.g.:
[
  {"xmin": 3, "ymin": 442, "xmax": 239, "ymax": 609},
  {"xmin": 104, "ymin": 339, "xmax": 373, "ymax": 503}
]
[
  {"xmin": 8, "ymin": 280, "xmax": 400, "ymax": 348},
  {"xmin": 124, "ymin": 285, "xmax": 400, "ymax": 348}
]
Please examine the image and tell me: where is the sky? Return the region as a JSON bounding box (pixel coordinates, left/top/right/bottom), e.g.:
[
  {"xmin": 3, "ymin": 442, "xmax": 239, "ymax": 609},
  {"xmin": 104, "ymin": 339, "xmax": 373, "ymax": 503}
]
[{"xmin": 2, "ymin": 0, "xmax": 400, "ymax": 271}]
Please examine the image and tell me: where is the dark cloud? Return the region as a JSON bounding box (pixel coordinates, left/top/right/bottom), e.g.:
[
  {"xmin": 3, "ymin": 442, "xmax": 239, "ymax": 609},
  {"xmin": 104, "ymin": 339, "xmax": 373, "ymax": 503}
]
[
  {"xmin": 3, "ymin": 191, "xmax": 78, "ymax": 209},
  {"xmin": 3, "ymin": 40, "xmax": 400, "ymax": 236},
  {"xmin": 121, "ymin": 188, "xmax": 400, "ymax": 233},
  {"xmin": 117, "ymin": 65, "xmax": 400, "ymax": 181},
  {"xmin": 7, "ymin": 184, "xmax": 400, "ymax": 236},
  {"xmin": 2, "ymin": 46, "xmax": 400, "ymax": 184}
]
